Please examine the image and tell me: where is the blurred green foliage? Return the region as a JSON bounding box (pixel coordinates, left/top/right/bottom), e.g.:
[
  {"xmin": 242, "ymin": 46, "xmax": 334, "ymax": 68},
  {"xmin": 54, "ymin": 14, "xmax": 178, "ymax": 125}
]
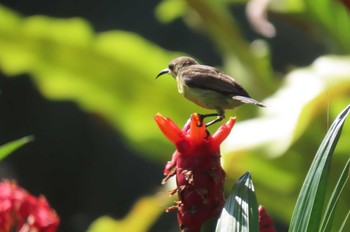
[
  {"xmin": 0, "ymin": 0, "xmax": 350, "ymax": 231},
  {"xmin": 0, "ymin": 4, "xmax": 189, "ymax": 160}
]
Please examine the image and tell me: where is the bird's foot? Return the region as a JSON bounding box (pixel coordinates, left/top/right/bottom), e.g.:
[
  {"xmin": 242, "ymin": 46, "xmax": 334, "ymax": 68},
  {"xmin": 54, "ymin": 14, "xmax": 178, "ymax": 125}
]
[{"xmin": 197, "ymin": 113, "xmax": 224, "ymax": 127}]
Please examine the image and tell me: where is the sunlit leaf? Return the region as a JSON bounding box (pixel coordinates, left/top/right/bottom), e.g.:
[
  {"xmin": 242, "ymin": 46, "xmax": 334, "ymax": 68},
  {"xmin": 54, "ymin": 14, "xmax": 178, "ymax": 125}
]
[
  {"xmin": 0, "ymin": 4, "xmax": 191, "ymax": 160},
  {"xmin": 269, "ymin": 0, "xmax": 305, "ymax": 12},
  {"xmin": 155, "ymin": 0, "xmax": 186, "ymax": 23},
  {"xmin": 216, "ymin": 172, "xmax": 259, "ymax": 232},
  {"xmin": 87, "ymin": 196, "xmax": 165, "ymax": 232},
  {"xmin": 0, "ymin": 136, "xmax": 34, "ymax": 160},
  {"xmin": 289, "ymin": 104, "xmax": 350, "ymax": 232},
  {"xmin": 223, "ymin": 56, "xmax": 350, "ymax": 159}
]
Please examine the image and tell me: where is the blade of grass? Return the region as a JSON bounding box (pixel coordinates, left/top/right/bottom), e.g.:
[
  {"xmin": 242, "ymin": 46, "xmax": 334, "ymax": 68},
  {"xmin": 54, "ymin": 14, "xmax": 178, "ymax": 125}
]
[
  {"xmin": 321, "ymin": 158, "xmax": 350, "ymax": 232},
  {"xmin": 0, "ymin": 136, "xmax": 34, "ymax": 160},
  {"xmin": 339, "ymin": 209, "xmax": 350, "ymax": 232},
  {"xmin": 289, "ymin": 104, "xmax": 350, "ymax": 232},
  {"xmin": 216, "ymin": 172, "xmax": 259, "ymax": 232}
]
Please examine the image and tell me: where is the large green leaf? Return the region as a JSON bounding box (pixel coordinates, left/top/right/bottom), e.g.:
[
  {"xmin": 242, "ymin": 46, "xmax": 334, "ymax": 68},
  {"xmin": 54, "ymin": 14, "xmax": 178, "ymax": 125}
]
[
  {"xmin": 0, "ymin": 4, "xmax": 193, "ymax": 159},
  {"xmin": 289, "ymin": 104, "xmax": 350, "ymax": 232},
  {"xmin": 216, "ymin": 172, "xmax": 259, "ymax": 232},
  {"xmin": 0, "ymin": 136, "xmax": 33, "ymax": 160}
]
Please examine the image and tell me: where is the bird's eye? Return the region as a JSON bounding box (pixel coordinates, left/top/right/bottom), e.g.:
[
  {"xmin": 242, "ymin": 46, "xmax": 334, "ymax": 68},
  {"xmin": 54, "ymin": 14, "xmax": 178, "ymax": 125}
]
[{"xmin": 168, "ymin": 64, "xmax": 175, "ymax": 70}]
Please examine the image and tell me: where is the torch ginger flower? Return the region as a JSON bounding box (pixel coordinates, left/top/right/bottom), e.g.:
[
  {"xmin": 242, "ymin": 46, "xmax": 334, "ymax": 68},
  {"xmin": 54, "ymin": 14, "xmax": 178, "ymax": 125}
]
[
  {"xmin": 155, "ymin": 113, "xmax": 236, "ymax": 232},
  {"xmin": 0, "ymin": 180, "xmax": 59, "ymax": 232}
]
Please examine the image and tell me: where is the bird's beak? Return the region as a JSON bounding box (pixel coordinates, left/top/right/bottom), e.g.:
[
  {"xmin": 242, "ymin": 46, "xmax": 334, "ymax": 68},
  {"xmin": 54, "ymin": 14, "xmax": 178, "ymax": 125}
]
[{"xmin": 156, "ymin": 68, "xmax": 169, "ymax": 79}]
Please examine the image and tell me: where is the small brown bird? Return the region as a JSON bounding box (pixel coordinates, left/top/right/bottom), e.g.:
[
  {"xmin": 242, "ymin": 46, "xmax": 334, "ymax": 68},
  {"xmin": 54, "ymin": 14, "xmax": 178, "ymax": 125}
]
[{"xmin": 156, "ymin": 56, "xmax": 265, "ymax": 126}]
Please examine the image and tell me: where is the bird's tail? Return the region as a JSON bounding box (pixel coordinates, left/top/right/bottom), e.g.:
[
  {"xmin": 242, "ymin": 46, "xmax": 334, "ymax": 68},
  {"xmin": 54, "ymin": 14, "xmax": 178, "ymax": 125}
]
[{"xmin": 232, "ymin": 96, "xmax": 266, "ymax": 107}]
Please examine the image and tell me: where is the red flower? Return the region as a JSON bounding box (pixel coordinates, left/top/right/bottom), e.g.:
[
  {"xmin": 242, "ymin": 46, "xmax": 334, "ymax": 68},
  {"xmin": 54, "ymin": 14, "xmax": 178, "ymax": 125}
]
[
  {"xmin": 258, "ymin": 205, "xmax": 276, "ymax": 232},
  {"xmin": 0, "ymin": 180, "xmax": 59, "ymax": 232},
  {"xmin": 155, "ymin": 113, "xmax": 236, "ymax": 232}
]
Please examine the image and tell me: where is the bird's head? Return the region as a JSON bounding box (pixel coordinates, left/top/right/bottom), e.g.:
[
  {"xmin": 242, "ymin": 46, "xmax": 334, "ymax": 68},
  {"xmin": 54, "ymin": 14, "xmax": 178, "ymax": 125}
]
[{"xmin": 156, "ymin": 56, "xmax": 198, "ymax": 79}]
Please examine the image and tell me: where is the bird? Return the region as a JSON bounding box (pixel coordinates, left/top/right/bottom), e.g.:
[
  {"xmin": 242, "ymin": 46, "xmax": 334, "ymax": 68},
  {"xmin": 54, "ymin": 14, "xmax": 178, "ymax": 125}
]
[{"xmin": 156, "ymin": 56, "xmax": 265, "ymax": 126}]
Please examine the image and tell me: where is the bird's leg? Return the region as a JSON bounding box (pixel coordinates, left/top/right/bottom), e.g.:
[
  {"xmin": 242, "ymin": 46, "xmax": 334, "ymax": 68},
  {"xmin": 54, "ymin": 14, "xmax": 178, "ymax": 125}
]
[
  {"xmin": 197, "ymin": 113, "xmax": 219, "ymax": 127},
  {"xmin": 197, "ymin": 109, "xmax": 225, "ymax": 127},
  {"xmin": 205, "ymin": 113, "xmax": 225, "ymax": 127}
]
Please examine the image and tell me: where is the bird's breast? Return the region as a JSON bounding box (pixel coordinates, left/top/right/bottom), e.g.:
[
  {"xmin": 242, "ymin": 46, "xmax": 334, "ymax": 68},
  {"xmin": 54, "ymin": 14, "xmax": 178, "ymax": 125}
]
[{"xmin": 176, "ymin": 75, "xmax": 243, "ymax": 110}]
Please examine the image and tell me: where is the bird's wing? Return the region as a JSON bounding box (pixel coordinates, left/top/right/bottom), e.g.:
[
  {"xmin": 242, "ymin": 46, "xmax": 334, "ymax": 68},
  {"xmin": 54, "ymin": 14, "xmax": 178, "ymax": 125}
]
[{"xmin": 181, "ymin": 65, "xmax": 251, "ymax": 97}]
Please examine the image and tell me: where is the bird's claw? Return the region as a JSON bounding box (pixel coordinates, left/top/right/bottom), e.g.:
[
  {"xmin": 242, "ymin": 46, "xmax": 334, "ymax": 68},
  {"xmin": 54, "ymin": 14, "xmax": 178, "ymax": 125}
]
[{"xmin": 195, "ymin": 113, "xmax": 224, "ymax": 127}]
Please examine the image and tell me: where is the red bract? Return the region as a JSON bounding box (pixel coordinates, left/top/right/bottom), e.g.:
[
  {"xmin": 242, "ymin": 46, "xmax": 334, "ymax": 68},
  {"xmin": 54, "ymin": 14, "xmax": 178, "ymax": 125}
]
[
  {"xmin": 155, "ymin": 113, "xmax": 236, "ymax": 232},
  {"xmin": 0, "ymin": 180, "xmax": 59, "ymax": 232},
  {"xmin": 258, "ymin": 205, "xmax": 276, "ymax": 232},
  {"xmin": 0, "ymin": 180, "xmax": 26, "ymax": 231}
]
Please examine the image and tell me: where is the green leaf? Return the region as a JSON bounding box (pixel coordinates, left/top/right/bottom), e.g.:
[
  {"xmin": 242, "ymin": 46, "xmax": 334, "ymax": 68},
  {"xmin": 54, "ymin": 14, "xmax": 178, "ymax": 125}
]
[
  {"xmin": 155, "ymin": 0, "xmax": 186, "ymax": 24},
  {"xmin": 268, "ymin": 0, "xmax": 305, "ymax": 12},
  {"xmin": 0, "ymin": 4, "xmax": 187, "ymax": 160},
  {"xmin": 216, "ymin": 172, "xmax": 259, "ymax": 232},
  {"xmin": 321, "ymin": 158, "xmax": 350, "ymax": 232},
  {"xmin": 339, "ymin": 209, "xmax": 350, "ymax": 232},
  {"xmin": 87, "ymin": 196, "xmax": 164, "ymax": 232},
  {"xmin": 289, "ymin": 104, "xmax": 350, "ymax": 232},
  {"xmin": 0, "ymin": 136, "xmax": 34, "ymax": 160},
  {"xmin": 304, "ymin": 0, "xmax": 350, "ymax": 52}
]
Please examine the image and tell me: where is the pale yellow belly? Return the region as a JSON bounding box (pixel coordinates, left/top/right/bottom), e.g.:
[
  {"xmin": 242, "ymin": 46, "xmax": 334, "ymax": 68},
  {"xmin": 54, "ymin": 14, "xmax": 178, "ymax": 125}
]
[{"xmin": 178, "ymin": 82, "xmax": 242, "ymax": 110}]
